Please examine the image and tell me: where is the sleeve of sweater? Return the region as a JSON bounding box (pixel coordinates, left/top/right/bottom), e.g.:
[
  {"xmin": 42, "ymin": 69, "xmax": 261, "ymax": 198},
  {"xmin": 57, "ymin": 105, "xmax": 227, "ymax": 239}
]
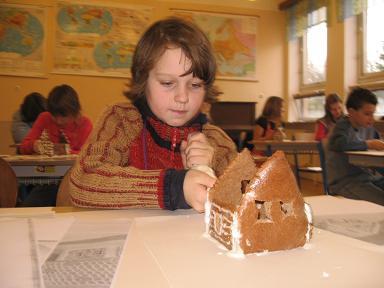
[
  {"xmin": 328, "ymin": 119, "xmax": 368, "ymax": 152},
  {"xmin": 69, "ymin": 103, "xmax": 182, "ymax": 209},
  {"xmin": 203, "ymin": 123, "xmax": 238, "ymax": 177},
  {"xmin": 19, "ymin": 112, "xmax": 49, "ymax": 154},
  {"xmin": 11, "ymin": 111, "xmax": 31, "ymax": 144}
]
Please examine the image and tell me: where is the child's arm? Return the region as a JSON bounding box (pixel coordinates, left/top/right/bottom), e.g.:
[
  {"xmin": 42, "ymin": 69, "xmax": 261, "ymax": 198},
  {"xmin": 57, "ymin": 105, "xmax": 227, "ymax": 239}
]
[
  {"xmin": 366, "ymin": 139, "xmax": 384, "ymax": 150},
  {"xmin": 328, "ymin": 120, "xmax": 368, "ymax": 152},
  {"xmin": 19, "ymin": 113, "xmax": 48, "ymax": 154},
  {"xmin": 70, "ymin": 104, "xmax": 168, "ymax": 209}
]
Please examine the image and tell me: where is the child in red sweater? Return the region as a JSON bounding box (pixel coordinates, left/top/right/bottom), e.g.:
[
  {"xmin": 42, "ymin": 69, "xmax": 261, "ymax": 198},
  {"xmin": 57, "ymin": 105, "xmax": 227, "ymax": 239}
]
[
  {"xmin": 70, "ymin": 18, "xmax": 238, "ymax": 212},
  {"xmin": 20, "ymin": 84, "xmax": 92, "ymax": 155}
]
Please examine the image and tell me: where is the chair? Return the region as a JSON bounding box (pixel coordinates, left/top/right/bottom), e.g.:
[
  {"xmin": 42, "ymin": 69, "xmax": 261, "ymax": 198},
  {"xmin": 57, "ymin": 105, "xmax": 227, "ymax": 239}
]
[
  {"xmin": 56, "ymin": 168, "xmax": 73, "ymax": 206},
  {"xmin": 263, "ymin": 139, "xmax": 329, "ymax": 195},
  {"xmin": 294, "ymin": 141, "xmax": 329, "ymax": 195},
  {"xmin": 0, "ymin": 158, "xmax": 18, "ymax": 207}
]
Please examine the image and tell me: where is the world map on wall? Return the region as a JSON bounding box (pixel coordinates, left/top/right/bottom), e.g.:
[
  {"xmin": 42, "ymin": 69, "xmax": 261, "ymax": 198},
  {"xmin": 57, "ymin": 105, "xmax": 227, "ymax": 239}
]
[
  {"xmin": 0, "ymin": 8, "xmax": 44, "ymax": 56},
  {"xmin": 54, "ymin": 3, "xmax": 151, "ymax": 77},
  {"xmin": 57, "ymin": 6, "xmax": 112, "ymax": 35},
  {"xmin": 174, "ymin": 11, "xmax": 257, "ymax": 81}
]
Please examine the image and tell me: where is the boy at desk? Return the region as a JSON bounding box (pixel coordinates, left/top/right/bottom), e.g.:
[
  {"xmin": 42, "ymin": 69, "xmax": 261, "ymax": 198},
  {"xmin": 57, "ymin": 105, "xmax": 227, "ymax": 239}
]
[
  {"xmin": 326, "ymin": 87, "xmax": 384, "ymax": 205},
  {"xmin": 69, "ymin": 17, "xmax": 238, "ymax": 212}
]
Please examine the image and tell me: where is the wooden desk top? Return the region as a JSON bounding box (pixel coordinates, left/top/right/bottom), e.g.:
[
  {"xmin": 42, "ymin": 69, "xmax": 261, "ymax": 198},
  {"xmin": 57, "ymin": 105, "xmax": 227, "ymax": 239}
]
[
  {"xmin": 346, "ymin": 150, "xmax": 384, "ymax": 157},
  {"xmin": 249, "ymin": 140, "xmax": 319, "ymax": 153},
  {"xmin": 1, "ymin": 154, "xmax": 77, "ymax": 166},
  {"xmin": 346, "ymin": 150, "xmax": 384, "ymax": 167}
]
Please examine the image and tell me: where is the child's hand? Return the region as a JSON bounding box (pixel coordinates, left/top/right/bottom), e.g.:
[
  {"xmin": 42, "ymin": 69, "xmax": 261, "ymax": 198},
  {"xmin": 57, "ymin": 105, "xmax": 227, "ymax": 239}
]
[
  {"xmin": 180, "ymin": 132, "xmax": 214, "ymax": 169},
  {"xmin": 366, "ymin": 139, "xmax": 384, "ymax": 150},
  {"xmin": 264, "ymin": 128, "xmax": 275, "ymax": 140},
  {"xmin": 183, "ymin": 169, "xmax": 216, "ymax": 212}
]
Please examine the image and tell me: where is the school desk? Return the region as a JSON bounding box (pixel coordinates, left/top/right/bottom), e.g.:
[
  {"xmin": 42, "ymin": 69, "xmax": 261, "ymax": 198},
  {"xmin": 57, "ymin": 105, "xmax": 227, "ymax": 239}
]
[
  {"xmin": 248, "ymin": 140, "xmax": 328, "ymax": 194},
  {"xmin": 0, "ymin": 195, "xmax": 383, "ymax": 288},
  {"xmin": 346, "ymin": 150, "xmax": 384, "ymax": 168},
  {"xmin": 1, "ymin": 154, "xmax": 76, "ymax": 185}
]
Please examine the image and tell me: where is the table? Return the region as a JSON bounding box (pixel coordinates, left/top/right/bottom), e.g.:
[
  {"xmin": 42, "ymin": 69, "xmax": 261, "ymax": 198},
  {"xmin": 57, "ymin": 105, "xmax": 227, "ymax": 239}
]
[
  {"xmin": 249, "ymin": 139, "xmax": 319, "ymax": 155},
  {"xmin": 1, "ymin": 195, "xmax": 383, "ymax": 288},
  {"xmin": 1, "ymin": 154, "xmax": 76, "ymax": 185},
  {"xmin": 248, "ymin": 140, "xmax": 328, "ymax": 194},
  {"xmin": 346, "ymin": 150, "xmax": 384, "ymax": 168}
]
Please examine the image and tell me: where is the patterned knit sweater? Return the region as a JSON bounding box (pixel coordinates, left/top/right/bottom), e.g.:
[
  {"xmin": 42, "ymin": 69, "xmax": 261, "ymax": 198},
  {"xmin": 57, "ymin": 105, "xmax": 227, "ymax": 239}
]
[{"xmin": 69, "ymin": 101, "xmax": 237, "ymax": 210}]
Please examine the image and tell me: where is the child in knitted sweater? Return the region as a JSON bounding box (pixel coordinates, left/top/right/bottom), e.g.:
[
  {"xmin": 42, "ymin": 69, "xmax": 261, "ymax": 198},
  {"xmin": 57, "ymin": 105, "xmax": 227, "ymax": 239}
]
[{"xmin": 69, "ymin": 17, "xmax": 238, "ymax": 212}]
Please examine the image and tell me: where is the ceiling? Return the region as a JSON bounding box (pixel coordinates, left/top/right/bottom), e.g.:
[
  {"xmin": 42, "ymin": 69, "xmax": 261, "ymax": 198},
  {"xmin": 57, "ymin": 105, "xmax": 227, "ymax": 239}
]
[{"xmin": 158, "ymin": 0, "xmax": 283, "ymax": 11}]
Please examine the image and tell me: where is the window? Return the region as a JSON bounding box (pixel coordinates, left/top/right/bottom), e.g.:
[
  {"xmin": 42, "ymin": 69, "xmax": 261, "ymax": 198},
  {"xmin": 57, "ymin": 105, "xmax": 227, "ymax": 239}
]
[
  {"xmin": 301, "ymin": 7, "xmax": 327, "ymax": 87},
  {"xmin": 294, "ymin": 93, "xmax": 325, "ymax": 121},
  {"xmin": 361, "ymin": 0, "xmax": 384, "ymax": 76},
  {"xmin": 373, "ymin": 89, "xmax": 384, "ymax": 118}
]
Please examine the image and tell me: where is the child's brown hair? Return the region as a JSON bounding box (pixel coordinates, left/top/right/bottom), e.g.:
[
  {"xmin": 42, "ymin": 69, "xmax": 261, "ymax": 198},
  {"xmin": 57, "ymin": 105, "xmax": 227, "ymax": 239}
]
[
  {"xmin": 125, "ymin": 17, "xmax": 221, "ymax": 103},
  {"xmin": 47, "ymin": 84, "xmax": 81, "ymax": 117},
  {"xmin": 262, "ymin": 96, "xmax": 283, "ymax": 118}
]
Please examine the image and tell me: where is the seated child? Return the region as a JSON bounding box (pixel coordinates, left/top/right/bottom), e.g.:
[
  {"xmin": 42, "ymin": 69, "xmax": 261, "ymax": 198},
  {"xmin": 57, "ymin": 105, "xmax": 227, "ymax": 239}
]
[
  {"xmin": 253, "ymin": 96, "xmax": 286, "ymax": 141},
  {"xmin": 19, "ymin": 84, "xmax": 92, "ymax": 155},
  {"xmin": 326, "ymin": 87, "xmax": 384, "ymax": 205},
  {"xmin": 69, "ymin": 17, "xmax": 238, "ymax": 212},
  {"xmin": 12, "ymin": 92, "xmax": 47, "ymax": 144},
  {"xmin": 314, "ymin": 93, "xmax": 344, "ymax": 141},
  {"xmin": 18, "ymin": 84, "xmax": 92, "ymax": 207}
]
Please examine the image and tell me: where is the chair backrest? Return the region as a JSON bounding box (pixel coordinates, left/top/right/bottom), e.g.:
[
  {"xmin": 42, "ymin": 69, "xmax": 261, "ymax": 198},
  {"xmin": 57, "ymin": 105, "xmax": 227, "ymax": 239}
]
[
  {"xmin": 0, "ymin": 158, "xmax": 18, "ymax": 207},
  {"xmin": 294, "ymin": 132, "xmax": 315, "ymax": 141},
  {"xmin": 317, "ymin": 140, "xmax": 329, "ymax": 195},
  {"xmin": 56, "ymin": 168, "xmax": 73, "ymax": 206}
]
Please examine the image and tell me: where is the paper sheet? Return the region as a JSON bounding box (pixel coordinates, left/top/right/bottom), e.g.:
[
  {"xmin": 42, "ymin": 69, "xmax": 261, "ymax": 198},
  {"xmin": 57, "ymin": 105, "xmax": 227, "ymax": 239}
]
[
  {"xmin": 132, "ymin": 214, "xmax": 384, "ymax": 288},
  {"xmin": 41, "ymin": 218, "xmax": 132, "ymax": 288}
]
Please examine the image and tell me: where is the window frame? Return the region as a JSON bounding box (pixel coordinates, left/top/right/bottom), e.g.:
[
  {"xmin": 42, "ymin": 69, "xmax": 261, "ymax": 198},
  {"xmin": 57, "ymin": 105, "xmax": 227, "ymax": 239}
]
[
  {"xmin": 299, "ymin": 8, "xmax": 328, "ymax": 92},
  {"xmin": 293, "ymin": 90, "xmax": 326, "ymax": 122},
  {"xmin": 357, "ymin": 3, "xmax": 384, "ymax": 83}
]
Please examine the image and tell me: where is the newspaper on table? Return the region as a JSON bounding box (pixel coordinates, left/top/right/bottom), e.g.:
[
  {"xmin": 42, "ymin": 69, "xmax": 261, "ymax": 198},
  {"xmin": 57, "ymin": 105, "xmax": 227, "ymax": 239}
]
[
  {"xmin": 0, "ymin": 212, "xmax": 132, "ymax": 288},
  {"xmin": 42, "ymin": 218, "xmax": 132, "ymax": 288}
]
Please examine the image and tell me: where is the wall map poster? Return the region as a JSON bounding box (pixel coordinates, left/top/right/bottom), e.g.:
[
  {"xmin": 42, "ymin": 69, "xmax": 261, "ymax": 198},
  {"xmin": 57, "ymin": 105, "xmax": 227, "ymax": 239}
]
[
  {"xmin": 173, "ymin": 10, "xmax": 258, "ymax": 81},
  {"xmin": 0, "ymin": 4, "xmax": 47, "ymax": 77},
  {"xmin": 53, "ymin": 1, "xmax": 152, "ymax": 77}
]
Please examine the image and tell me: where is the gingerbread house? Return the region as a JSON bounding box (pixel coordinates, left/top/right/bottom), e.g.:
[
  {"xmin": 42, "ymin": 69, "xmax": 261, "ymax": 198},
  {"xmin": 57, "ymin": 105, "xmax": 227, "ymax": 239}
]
[{"xmin": 205, "ymin": 149, "xmax": 311, "ymax": 255}]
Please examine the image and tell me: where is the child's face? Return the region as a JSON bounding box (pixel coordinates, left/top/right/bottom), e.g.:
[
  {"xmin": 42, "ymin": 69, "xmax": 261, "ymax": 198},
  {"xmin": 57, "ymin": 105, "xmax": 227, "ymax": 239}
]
[
  {"xmin": 146, "ymin": 47, "xmax": 205, "ymax": 127},
  {"xmin": 348, "ymin": 103, "xmax": 376, "ymax": 128},
  {"xmin": 329, "ymin": 102, "xmax": 343, "ymax": 119}
]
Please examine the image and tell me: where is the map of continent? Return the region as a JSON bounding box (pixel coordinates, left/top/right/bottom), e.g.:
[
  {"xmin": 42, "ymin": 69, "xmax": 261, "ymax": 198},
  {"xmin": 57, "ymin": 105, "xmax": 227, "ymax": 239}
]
[
  {"xmin": 174, "ymin": 11, "xmax": 257, "ymax": 80},
  {"xmin": 54, "ymin": 3, "xmax": 151, "ymax": 77},
  {"xmin": 0, "ymin": 7, "xmax": 44, "ymax": 56},
  {"xmin": 57, "ymin": 6, "xmax": 112, "ymax": 35}
]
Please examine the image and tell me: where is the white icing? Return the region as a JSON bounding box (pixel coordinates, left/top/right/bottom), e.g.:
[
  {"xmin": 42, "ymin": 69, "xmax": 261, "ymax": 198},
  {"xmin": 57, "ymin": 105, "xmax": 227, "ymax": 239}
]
[
  {"xmin": 208, "ymin": 202, "xmax": 235, "ymax": 247},
  {"xmin": 322, "ymin": 271, "xmax": 330, "ymax": 278},
  {"xmin": 230, "ymin": 212, "xmax": 243, "ymax": 255},
  {"xmin": 255, "ymin": 250, "xmax": 269, "ymax": 256},
  {"xmin": 304, "ymin": 202, "xmax": 313, "ymax": 242},
  {"xmin": 204, "ymin": 199, "xmax": 211, "ymax": 235},
  {"xmin": 191, "ymin": 165, "xmax": 216, "ymax": 178}
]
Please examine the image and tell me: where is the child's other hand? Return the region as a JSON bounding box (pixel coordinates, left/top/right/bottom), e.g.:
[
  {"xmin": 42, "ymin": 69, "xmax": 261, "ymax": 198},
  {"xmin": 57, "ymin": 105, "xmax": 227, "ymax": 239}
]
[
  {"xmin": 183, "ymin": 169, "xmax": 216, "ymax": 212},
  {"xmin": 366, "ymin": 139, "xmax": 384, "ymax": 150},
  {"xmin": 264, "ymin": 128, "xmax": 275, "ymax": 140},
  {"xmin": 180, "ymin": 132, "xmax": 214, "ymax": 169}
]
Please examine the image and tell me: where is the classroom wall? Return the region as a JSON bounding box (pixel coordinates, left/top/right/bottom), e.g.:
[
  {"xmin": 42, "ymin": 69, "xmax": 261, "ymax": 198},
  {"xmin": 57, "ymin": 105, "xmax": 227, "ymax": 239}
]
[{"xmin": 0, "ymin": 0, "xmax": 286, "ymax": 154}]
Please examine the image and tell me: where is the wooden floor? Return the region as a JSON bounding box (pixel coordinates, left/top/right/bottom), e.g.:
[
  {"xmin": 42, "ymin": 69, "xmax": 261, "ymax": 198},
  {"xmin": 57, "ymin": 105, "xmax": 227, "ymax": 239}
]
[{"xmin": 299, "ymin": 177, "xmax": 325, "ymax": 197}]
